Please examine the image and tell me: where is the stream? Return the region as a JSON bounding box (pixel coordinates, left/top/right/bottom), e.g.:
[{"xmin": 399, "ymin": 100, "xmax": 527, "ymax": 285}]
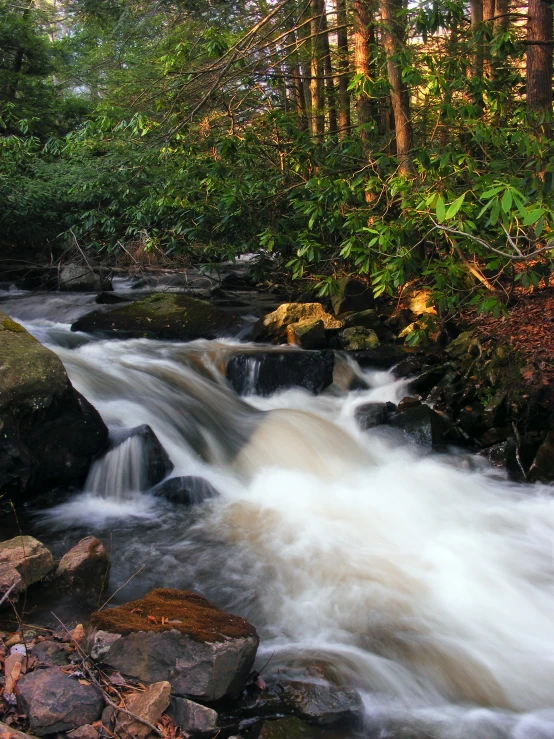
[{"xmin": 2, "ymin": 283, "xmax": 554, "ymax": 739}]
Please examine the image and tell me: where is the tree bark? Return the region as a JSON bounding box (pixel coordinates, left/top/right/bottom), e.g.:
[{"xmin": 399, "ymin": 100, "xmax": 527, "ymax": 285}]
[
  {"xmin": 526, "ymin": 0, "xmax": 553, "ymax": 127},
  {"xmin": 335, "ymin": 0, "xmax": 351, "ymax": 136},
  {"xmin": 320, "ymin": 4, "xmax": 338, "ymax": 136},
  {"xmin": 310, "ymin": 0, "xmax": 325, "ymax": 138},
  {"xmin": 353, "ymin": 0, "xmax": 376, "ymax": 142},
  {"xmin": 380, "ymin": 0, "xmax": 415, "ymax": 175}
]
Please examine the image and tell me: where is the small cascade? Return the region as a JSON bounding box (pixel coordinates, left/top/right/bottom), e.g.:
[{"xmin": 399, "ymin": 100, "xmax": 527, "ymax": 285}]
[{"xmin": 84, "ymin": 435, "xmax": 147, "ymax": 500}]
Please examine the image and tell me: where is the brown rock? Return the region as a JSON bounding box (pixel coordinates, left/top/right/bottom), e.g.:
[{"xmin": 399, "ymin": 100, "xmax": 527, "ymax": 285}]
[
  {"xmin": 16, "ymin": 667, "xmax": 104, "ymax": 736},
  {"xmin": 167, "ymin": 696, "xmax": 218, "ymax": 735},
  {"xmin": 67, "ymin": 725, "xmax": 99, "ymax": 739},
  {"xmin": 0, "ymin": 537, "xmax": 54, "ymax": 586},
  {"xmin": 0, "ymin": 720, "xmax": 40, "ymax": 739},
  {"xmin": 0, "ymin": 563, "xmax": 24, "ymax": 601},
  {"xmin": 252, "ymin": 303, "xmax": 341, "ymax": 344},
  {"xmin": 117, "ymin": 681, "xmax": 170, "ymax": 739},
  {"xmin": 56, "ymin": 537, "xmax": 110, "ymax": 593},
  {"xmin": 286, "ymin": 319, "xmax": 325, "ymax": 349}
]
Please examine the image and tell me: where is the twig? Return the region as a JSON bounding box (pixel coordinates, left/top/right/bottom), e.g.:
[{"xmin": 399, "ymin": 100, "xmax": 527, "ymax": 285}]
[
  {"xmin": 96, "ymin": 565, "xmax": 146, "ymax": 613},
  {"xmin": 0, "ymin": 581, "xmax": 18, "ymax": 608},
  {"xmin": 50, "ymin": 613, "xmax": 163, "ymax": 738}
]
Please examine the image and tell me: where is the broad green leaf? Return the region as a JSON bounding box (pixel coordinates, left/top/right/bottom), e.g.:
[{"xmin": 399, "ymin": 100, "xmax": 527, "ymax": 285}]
[
  {"xmin": 435, "ymin": 195, "xmax": 446, "ymax": 223},
  {"xmin": 445, "ymin": 193, "xmax": 465, "ymax": 220},
  {"xmin": 501, "ymin": 189, "xmax": 512, "ymax": 213},
  {"xmin": 523, "ymin": 209, "xmax": 542, "ymax": 226}
]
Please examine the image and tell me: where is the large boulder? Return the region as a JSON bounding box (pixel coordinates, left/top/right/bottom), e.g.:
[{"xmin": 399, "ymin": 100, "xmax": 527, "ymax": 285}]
[
  {"xmin": 389, "ymin": 402, "xmax": 448, "ymax": 449},
  {"xmin": 0, "ymin": 536, "xmax": 54, "ymax": 587},
  {"xmin": 251, "ymin": 303, "xmax": 341, "ymax": 344},
  {"xmin": 528, "ymin": 431, "xmax": 554, "ymax": 483},
  {"xmin": 89, "ymin": 588, "xmax": 259, "ymax": 702},
  {"xmin": 16, "ymin": 667, "xmax": 104, "ymax": 736},
  {"xmin": 0, "ymin": 313, "xmax": 109, "ymax": 500},
  {"xmin": 226, "ymin": 351, "xmax": 335, "ymax": 396},
  {"xmin": 71, "ymin": 294, "xmax": 242, "ymax": 340},
  {"xmin": 355, "ymin": 401, "xmax": 397, "ymax": 431},
  {"xmin": 59, "ymin": 263, "xmax": 111, "ymax": 293},
  {"xmin": 56, "ymin": 536, "xmax": 110, "ymax": 594}
]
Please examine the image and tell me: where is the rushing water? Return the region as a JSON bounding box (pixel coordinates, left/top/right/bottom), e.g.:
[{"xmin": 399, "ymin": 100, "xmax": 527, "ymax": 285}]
[{"xmin": 3, "ymin": 288, "xmax": 554, "ymax": 739}]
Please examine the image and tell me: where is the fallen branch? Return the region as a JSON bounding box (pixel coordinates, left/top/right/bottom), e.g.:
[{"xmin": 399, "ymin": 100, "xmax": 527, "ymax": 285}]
[{"xmin": 0, "ymin": 581, "xmax": 18, "ymax": 608}]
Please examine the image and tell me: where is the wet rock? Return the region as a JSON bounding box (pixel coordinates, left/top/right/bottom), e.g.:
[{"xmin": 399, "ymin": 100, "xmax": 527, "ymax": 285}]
[
  {"xmin": 457, "ymin": 402, "xmax": 486, "ymax": 438},
  {"xmin": 528, "ymin": 432, "xmax": 554, "ymax": 483},
  {"xmin": 251, "ymin": 303, "xmax": 341, "ymax": 344},
  {"xmin": 384, "ymin": 309, "xmax": 414, "ymax": 335},
  {"xmin": 445, "ymin": 331, "xmax": 482, "ymax": 360},
  {"xmin": 389, "ymin": 404, "xmax": 447, "ymax": 449},
  {"xmin": 350, "ymin": 345, "xmax": 408, "ymax": 370},
  {"xmin": 396, "ymin": 396, "xmax": 422, "ymax": 413},
  {"xmin": 16, "ymin": 667, "xmax": 104, "ymax": 736},
  {"xmin": 480, "ymin": 427, "xmax": 511, "ymax": 446},
  {"xmin": 71, "ymin": 294, "xmax": 241, "ymax": 341},
  {"xmin": 167, "ymin": 696, "xmax": 218, "ymax": 735},
  {"xmin": 483, "ymin": 391, "xmax": 508, "ymax": 428},
  {"xmin": 339, "ymin": 327, "xmax": 379, "ymax": 351},
  {"xmin": 355, "ymin": 402, "xmax": 397, "ymax": 431},
  {"xmin": 280, "ymin": 680, "xmax": 363, "ymax": 727},
  {"xmin": 408, "ymin": 363, "xmax": 448, "ymax": 395},
  {"xmin": 342, "ymin": 309, "xmax": 381, "ymax": 330},
  {"xmin": 393, "ymin": 355, "xmax": 424, "ymax": 378},
  {"xmin": 226, "ymin": 352, "xmax": 335, "ymax": 396},
  {"xmin": 0, "ymin": 536, "xmax": 54, "ymax": 586},
  {"xmin": 258, "ymin": 716, "xmax": 314, "ymax": 738},
  {"xmin": 331, "ymin": 276, "xmax": 373, "ymax": 316},
  {"xmin": 117, "ymin": 681, "xmax": 170, "ymax": 739},
  {"xmin": 0, "ymin": 313, "xmax": 109, "ymax": 501},
  {"xmin": 56, "ymin": 536, "xmax": 110, "ymax": 593},
  {"xmin": 152, "ymin": 476, "xmax": 219, "ymax": 505},
  {"xmin": 67, "ymin": 725, "xmax": 99, "ymax": 739},
  {"xmin": 60, "ymin": 264, "xmax": 111, "ymax": 293},
  {"xmin": 95, "ymin": 292, "xmax": 126, "ymax": 305},
  {"xmin": 286, "ymin": 319, "xmax": 325, "ymax": 349},
  {"xmin": 0, "ymin": 563, "xmax": 24, "ymax": 602},
  {"xmin": 109, "ymin": 425, "xmax": 173, "ymax": 488},
  {"xmin": 30, "ymin": 640, "xmax": 69, "ymax": 667},
  {"xmin": 89, "ymin": 588, "xmax": 258, "ymax": 702}
]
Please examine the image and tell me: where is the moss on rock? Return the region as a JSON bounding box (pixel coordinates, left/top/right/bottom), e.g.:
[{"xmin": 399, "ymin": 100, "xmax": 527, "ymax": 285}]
[
  {"xmin": 90, "ymin": 588, "xmax": 257, "ymax": 643},
  {"xmin": 71, "ymin": 294, "xmax": 241, "ymax": 340}
]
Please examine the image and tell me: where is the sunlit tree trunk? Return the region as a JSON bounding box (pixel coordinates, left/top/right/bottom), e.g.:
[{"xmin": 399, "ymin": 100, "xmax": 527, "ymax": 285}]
[
  {"xmin": 320, "ymin": 4, "xmax": 338, "ymax": 136},
  {"xmin": 286, "ymin": 4, "xmax": 309, "ymax": 130},
  {"xmin": 336, "ymin": 0, "xmax": 351, "ymax": 136},
  {"xmin": 353, "ymin": 0, "xmax": 376, "ymax": 142},
  {"xmin": 526, "ymin": 0, "xmax": 553, "ymax": 130},
  {"xmin": 310, "ymin": 0, "xmax": 325, "ymax": 138},
  {"xmin": 380, "ymin": 0, "xmax": 415, "ymax": 175}
]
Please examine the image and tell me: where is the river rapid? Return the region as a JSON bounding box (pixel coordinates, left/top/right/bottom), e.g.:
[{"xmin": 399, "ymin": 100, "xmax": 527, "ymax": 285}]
[{"xmin": 2, "ymin": 284, "xmax": 554, "ymax": 739}]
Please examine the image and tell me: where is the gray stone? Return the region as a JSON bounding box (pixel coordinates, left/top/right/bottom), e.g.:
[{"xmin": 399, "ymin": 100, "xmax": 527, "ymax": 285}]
[
  {"xmin": 16, "ymin": 667, "xmax": 104, "ymax": 736},
  {"xmin": 389, "ymin": 404, "xmax": 447, "ymax": 449},
  {"xmin": 0, "ymin": 537, "xmax": 54, "ymax": 587},
  {"xmin": 56, "ymin": 536, "xmax": 110, "ymax": 593},
  {"xmin": 167, "ymin": 696, "xmax": 218, "ymax": 735},
  {"xmin": 280, "ymin": 680, "xmax": 363, "ymax": 726},
  {"xmin": 355, "ymin": 402, "xmax": 396, "ymax": 431},
  {"xmin": 151, "ymin": 476, "xmax": 219, "ymax": 505},
  {"xmin": 226, "ymin": 351, "xmax": 335, "ymax": 397},
  {"xmin": 87, "ymin": 630, "xmax": 122, "ymax": 661},
  {"xmin": 30, "ymin": 641, "xmax": 69, "ymax": 667},
  {"xmin": 59, "ymin": 264, "xmax": 110, "ymax": 293},
  {"xmin": 108, "ymin": 425, "xmax": 173, "ymax": 489},
  {"xmin": 103, "ymin": 629, "xmax": 258, "ymax": 702}
]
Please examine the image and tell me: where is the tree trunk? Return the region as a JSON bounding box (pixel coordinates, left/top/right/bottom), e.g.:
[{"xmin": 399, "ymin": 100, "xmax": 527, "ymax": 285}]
[
  {"xmin": 483, "ymin": 0, "xmax": 494, "ymax": 78},
  {"xmin": 336, "ymin": 0, "xmax": 351, "ymax": 136},
  {"xmin": 320, "ymin": 4, "xmax": 338, "ymax": 136},
  {"xmin": 353, "ymin": 0, "xmax": 376, "ymax": 141},
  {"xmin": 526, "ymin": 0, "xmax": 553, "ymax": 128},
  {"xmin": 380, "ymin": 0, "xmax": 415, "ymax": 175},
  {"xmin": 286, "ymin": 5, "xmax": 309, "ymax": 130},
  {"xmin": 310, "ymin": 0, "xmax": 325, "ymax": 138}
]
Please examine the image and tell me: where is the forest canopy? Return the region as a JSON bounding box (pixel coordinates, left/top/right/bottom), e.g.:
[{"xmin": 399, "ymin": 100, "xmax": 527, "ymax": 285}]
[{"xmin": 1, "ymin": 0, "xmax": 554, "ymax": 325}]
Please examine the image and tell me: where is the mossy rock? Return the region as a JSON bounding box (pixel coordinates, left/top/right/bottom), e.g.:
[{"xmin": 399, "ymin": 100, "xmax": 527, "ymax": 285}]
[
  {"xmin": 90, "ymin": 588, "xmax": 257, "ymax": 643},
  {"xmin": 258, "ymin": 717, "xmax": 314, "ymax": 739},
  {"xmin": 71, "ymin": 293, "xmax": 242, "ymax": 340},
  {"xmin": 0, "ymin": 312, "xmax": 108, "ymax": 501},
  {"xmin": 340, "ymin": 327, "xmax": 379, "ymax": 351}
]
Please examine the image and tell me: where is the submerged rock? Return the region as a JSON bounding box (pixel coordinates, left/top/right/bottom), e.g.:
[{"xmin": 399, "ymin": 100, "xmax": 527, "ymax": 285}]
[
  {"xmin": 0, "ymin": 536, "xmax": 54, "ymax": 587},
  {"xmin": 71, "ymin": 293, "xmax": 241, "ymax": 340},
  {"xmin": 280, "ymin": 680, "xmax": 363, "ymax": 726},
  {"xmin": 251, "ymin": 303, "xmax": 341, "ymax": 344},
  {"xmin": 56, "ymin": 536, "xmax": 110, "ymax": 594},
  {"xmin": 152, "ymin": 476, "xmax": 219, "ymax": 505},
  {"xmin": 59, "ymin": 263, "xmax": 111, "ymax": 293},
  {"xmin": 16, "ymin": 667, "xmax": 104, "ymax": 736},
  {"xmin": 226, "ymin": 351, "xmax": 335, "ymax": 396},
  {"xmin": 528, "ymin": 431, "xmax": 554, "ymax": 482},
  {"xmin": 95, "ymin": 292, "xmax": 126, "ymax": 305},
  {"xmin": 89, "ymin": 588, "xmax": 258, "ymax": 702},
  {"xmin": 258, "ymin": 716, "xmax": 314, "ymax": 738},
  {"xmin": 355, "ymin": 401, "xmax": 397, "ymax": 431},
  {"xmin": 0, "ymin": 313, "xmax": 109, "ymax": 501}
]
